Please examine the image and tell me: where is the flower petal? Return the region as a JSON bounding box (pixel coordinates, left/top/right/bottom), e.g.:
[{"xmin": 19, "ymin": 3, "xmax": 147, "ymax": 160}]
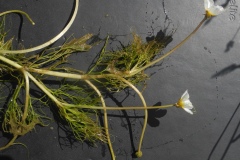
[
  {"xmin": 176, "ymin": 90, "xmax": 196, "ymax": 114},
  {"xmin": 183, "ymin": 99, "xmax": 194, "ymax": 109},
  {"xmin": 209, "ymin": 5, "xmax": 225, "ymax": 16},
  {"xmin": 204, "ymin": 0, "xmax": 214, "ymax": 10},
  {"xmin": 181, "ymin": 90, "xmax": 189, "ymax": 101},
  {"xmin": 183, "ymin": 108, "xmax": 194, "ymax": 115}
]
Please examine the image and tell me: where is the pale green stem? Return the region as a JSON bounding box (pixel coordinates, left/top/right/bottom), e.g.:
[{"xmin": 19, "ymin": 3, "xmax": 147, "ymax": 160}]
[
  {"xmin": 0, "ymin": 10, "xmax": 35, "ymax": 25},
  {"xmin": 0, "ymin": 55, "xmax": 174, "ymax": 106},
  {"xmin": 21, "ymin": 70, "xmax": 30, "ymax": 121},
  {"xmin": 0, "ymin": 55, "xmax": 174, "ymax": 111},
  {"xmin": 27, "ymin": 68, "xmax": 112, "ymax": 80},
  {"xmin": 0, "ymin": 135, "xmax": 18, "ymax": 151},
  {"xmin": 0, "ymin": 55, "xmax": 22, "ymax": 69},
  {"xmin": 0, "ymin": 55, "xmax": 62, "ymax": 106},
  {"xmin": 128, "ymin": 15, "xmax": 208, "ymax": 76},
  {"xmin": 28, "ymin": 68, "xmax": 85, "ymax": 79},
  {"xmin": 27, "ymin": 72, "xmax": 62, "ymax": 106},
  {"xmin": 115, "ymin": 76, "xmax": 147, "ymax": 156},
  {"xmin": 0, "ymin": 0, "xmax": 79, "ymax": 54},
  {"xmin": 85, "ymin": 80, "xmax": 115, "ymax": 160},
  {"xmin": 62, "ymin": 103, "xmax": 174, "ymax": 110}
]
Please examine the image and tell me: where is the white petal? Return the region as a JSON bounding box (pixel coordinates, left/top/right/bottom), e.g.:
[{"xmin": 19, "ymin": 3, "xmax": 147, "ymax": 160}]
[
  {"xmin": 204, "ymin": 0, "xmax": 214, "ymax": 10},
  {"xmin": 209, "ymin": 5, "xmax": 225, "ymax": 15},
  {"xmin": 183, "ymin": 108, "xmax": 194, "ymax": 115},
  {"xmin": 181, "ymin": 90, "xmax": 189, "ymax": 101},
  {"xmin": 183, "ymin": 100, "xmax": 194, "ymax": 109}
]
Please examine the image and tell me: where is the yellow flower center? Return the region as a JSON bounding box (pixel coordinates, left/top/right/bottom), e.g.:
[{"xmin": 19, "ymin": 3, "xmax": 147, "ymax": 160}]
[
  {"xmin": 176, "ymin": 99, "xmax": 184, "ymax": 108},
  {"xmin": 206, "ymin": 10, "xmax": 213, "ymax": 18}
]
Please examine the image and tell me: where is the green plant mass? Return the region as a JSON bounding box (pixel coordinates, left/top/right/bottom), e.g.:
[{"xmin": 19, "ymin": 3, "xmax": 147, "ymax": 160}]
[
  {"xmin": 0, "ymin": 0, "xmax": 225, "ymax": 159},
  {"xmin": 87, "ymin": 32, "xmax": 173, "ymax": 92}
]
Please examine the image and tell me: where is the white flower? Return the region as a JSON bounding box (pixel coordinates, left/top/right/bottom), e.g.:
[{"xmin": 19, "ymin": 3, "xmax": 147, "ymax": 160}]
[
  {"xmin": 204, "ymin": 0, "xmax": 225, "ymax": 18},
  {"xmin": 175, "ymin": 90, "xmax": 196, "ymax": 115}
]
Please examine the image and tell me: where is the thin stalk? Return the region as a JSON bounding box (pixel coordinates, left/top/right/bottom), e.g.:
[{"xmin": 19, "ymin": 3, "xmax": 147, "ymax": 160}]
[
  {"xmin": 0, "ymin": 55, "xmax": 174, "ymax": 109},
  {"xmin": 85, "ymin": 80, "xmax": 115, "ymax": 160},
  {"xmin": 0, "ymin": 0, "xmax": 79, "ymax": 54},
  {"xmin": 62, "ymin": 103, "xmax": 174, "ymax": 110},
  {"xmin": 128, "ymin": 15, "xmax": 208, "ymax": 76},
  {"xmin": 0, "ymin": 135, "xmax": 18, "ymax": 151},
  {"xmin": 0, "ymin": 55, "xmax": 22, "ymax": 69},
  {"xmin": 27, "ymin": 72, "xmax": 62, "ymax": 106},
  {"xmin": 27, "ymin": 68, "xmax": 113, "ymax": 80},
  {"xmin": 0, "ymin": 56, "xmax": 62, "ymax": 107},
  {"xmin": 0, "ymin": 10, "xmax": 35, "ymax": 25},
  {"xmin": 115, "ymin": 76, "xmax": 147, "ymax": 157},
  {"xmin": 21, "ymin": 70, "xmax": 30, "ymax": 121}
]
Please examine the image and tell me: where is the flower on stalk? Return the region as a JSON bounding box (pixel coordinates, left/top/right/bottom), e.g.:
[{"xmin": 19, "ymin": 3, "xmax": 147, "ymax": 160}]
[
  {"xmin": 204, "ymin": 0, "xmax": 224, "ymax": 18},
  {"xmin": 175, "ymin": 90, "xmax": 196, "ymax": 115}
]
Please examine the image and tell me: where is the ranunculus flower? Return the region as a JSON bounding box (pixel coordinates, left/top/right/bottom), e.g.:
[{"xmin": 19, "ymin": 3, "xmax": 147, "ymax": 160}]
[
  {"xmin": 204, "ymin": 0, "xmax": 224, "ymax": 18},
  {"xmin": 175, "ymin": 90, "xmax": 196, "ymax": 115}
]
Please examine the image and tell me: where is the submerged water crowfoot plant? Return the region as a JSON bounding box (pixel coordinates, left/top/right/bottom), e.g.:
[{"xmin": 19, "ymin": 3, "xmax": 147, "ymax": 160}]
[{"xmin": 0, "ymin": 0, "xmax": 225, "ymax": 159}]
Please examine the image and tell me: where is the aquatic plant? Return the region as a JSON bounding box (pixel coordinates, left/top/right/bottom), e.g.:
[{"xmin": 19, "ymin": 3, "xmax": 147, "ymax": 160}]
[{"xmin": 0, "ymin": 0, "xmax": 224, "ymax": 159}]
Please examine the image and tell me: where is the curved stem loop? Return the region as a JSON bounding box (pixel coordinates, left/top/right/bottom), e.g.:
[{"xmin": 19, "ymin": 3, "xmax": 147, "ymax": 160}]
[
  {"xmin": 0, "ymin": 10, "xmax": 35, "ymax": 25},
  {"xmin": 0, "ymin": 0, "xmax": 79, "ymax": 54}
]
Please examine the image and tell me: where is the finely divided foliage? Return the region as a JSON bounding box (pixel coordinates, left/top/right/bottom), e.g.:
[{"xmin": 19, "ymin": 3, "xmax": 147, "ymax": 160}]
[{"xmin": 0, "ymin": 0, "xmax": 224, "ymax": 159}]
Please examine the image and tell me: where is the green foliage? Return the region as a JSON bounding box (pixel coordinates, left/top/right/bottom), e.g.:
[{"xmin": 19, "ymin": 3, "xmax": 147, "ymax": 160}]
[
  {"xmin": 51, "ymin": 80, "xmax": 106, "ymax": 143},
  {"xmin": 2, "ymin": 79, "xmax": 43, "ymax": 137},
  {"xmin": 0, "ymin": 0, "xmax": 221, "ymax": 158},
  {"xmin": 0, "ymin": 9, "xmax": 175, "ymax": 159},
  {"xmin": 88, "ymin": 32, "xmax": 172, "ymax": 92}
]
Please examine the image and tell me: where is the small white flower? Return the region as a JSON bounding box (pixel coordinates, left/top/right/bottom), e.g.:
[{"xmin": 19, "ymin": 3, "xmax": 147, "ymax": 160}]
[
  {"xmin": 204, "ymin": 0, "xmax": 225, "ymax": 18},
  {"xmin": 175, "ymin": 90, "xmax": 196, "ymax": 115}
]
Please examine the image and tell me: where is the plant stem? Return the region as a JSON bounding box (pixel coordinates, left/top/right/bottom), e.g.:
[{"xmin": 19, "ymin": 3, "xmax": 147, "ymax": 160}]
[
  {"xmin": 27, "ymin": 68, "xmax": 113, "ymax": 79},
  {"xmin": 85, "ymin": 80, "xmax": 115, "ymax": 160},
  {"xmin": 128, "ymin": 15, "xmax": 208, "ymax": 76},
  {"xmin": 0, "ymin": 135, "xmax": 18, "ymax": 151},
  {"xmin": 0, "ymin": 55, "xmax": 175, "ymax": 111},
  {"xmin": 0, "ymin": 10, "xmax": 35, "ymax": 25},
  {"xmin": 0, "ymin": 55, "xmax": 61, "ymax": 105},
  {"xmin": 0, "ymin": 55, "xmax": 22, "ymax": 69},
  {"xmin": 63, "ymin": 103, "xmax": 174, "ymax": 110},
  {"xmin": 27, "ymin": 72, "xmax": 62, "ymax": 106},
  {"xmin": 0, "ymin": 0, "xmax": 79, "ymax": 54},
  {"xmin": 115, "ymin": 76, "xmax": 147, "ymax": 156},
  {"xmin": 21, "ymin": 70, "xmax": 30, "ymax": 121}
]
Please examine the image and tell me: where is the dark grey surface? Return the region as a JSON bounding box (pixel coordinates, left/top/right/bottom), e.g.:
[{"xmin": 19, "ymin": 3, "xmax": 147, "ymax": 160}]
[{"xmin": 1, "ymin": 0, "xmax": 240, "ymax": 160}]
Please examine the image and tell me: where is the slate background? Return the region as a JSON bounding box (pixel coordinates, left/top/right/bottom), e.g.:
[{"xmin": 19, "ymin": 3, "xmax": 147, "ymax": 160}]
[{"xmin": 0, "ymin": 0, "xmax": 240, "ymax": 160}]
